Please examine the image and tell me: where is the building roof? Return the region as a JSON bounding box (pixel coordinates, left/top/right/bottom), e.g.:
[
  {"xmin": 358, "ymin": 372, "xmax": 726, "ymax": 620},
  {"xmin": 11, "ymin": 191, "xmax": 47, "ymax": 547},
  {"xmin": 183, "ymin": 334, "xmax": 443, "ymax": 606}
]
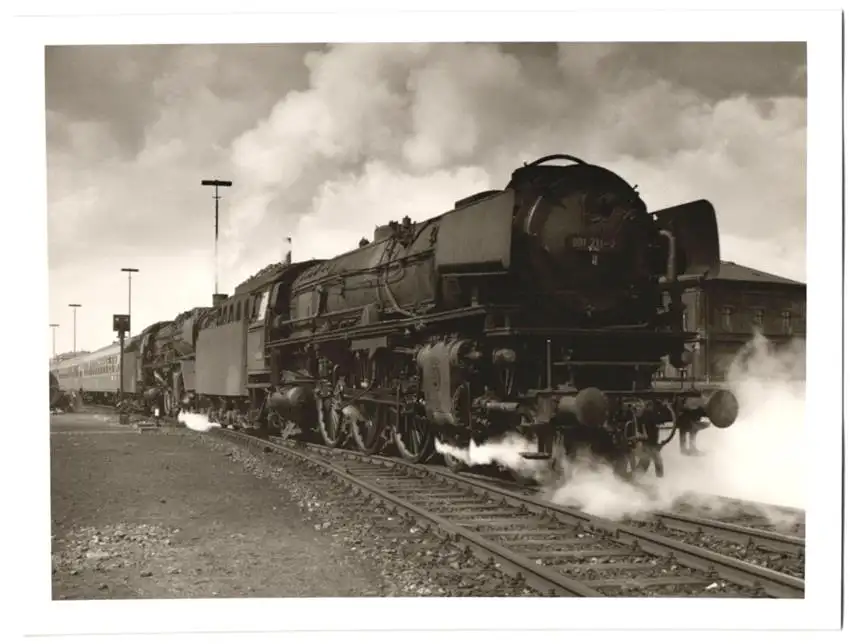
[{"xmin": 711, "ymin": 261, "xmax": 805, "ymax": 287}]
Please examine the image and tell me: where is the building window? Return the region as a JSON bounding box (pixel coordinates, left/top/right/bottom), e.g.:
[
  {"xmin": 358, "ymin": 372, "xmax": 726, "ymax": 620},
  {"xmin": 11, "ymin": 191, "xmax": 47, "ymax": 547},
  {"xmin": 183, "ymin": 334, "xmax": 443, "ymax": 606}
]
[
  {"xmin": 682, "ymin": 310, "xmax": 688, "ymax": 330},
  {"xmin": 782, "ymin": 311, "xmax": 793, "ymax": 334},
  {"xmin": 721, "ymin": 306, "xmax": 733, "ymax": 332},
  {"xmin": 753, "ymin": 308, "xmax": 764, "ymax": 329}
]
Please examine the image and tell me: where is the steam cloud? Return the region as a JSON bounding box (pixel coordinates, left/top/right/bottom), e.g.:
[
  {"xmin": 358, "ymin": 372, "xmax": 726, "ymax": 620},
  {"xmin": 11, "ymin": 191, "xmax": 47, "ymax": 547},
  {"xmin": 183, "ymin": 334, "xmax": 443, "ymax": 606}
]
[
  {"xmin": 177, "ymin": 411, "xmax": 220, "ymax": 433},
  {"xmin": 435, "ymin": 435, "xmax": 553, "ymax": 485},
  {"xmin": 48, "ymin": 43, "xmax": 805, "ymax": 351},
  {"xmin": 222, "ymin": 43, "xmax": 806, "ymax": 284},
  {"xmin": 439, "ymin": 332, "xmax": 806, "ymax": 523}
]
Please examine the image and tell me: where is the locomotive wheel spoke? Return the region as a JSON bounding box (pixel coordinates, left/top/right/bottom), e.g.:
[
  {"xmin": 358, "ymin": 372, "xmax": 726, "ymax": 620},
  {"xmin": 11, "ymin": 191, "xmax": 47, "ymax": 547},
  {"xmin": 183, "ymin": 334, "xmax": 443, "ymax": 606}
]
[
  {"xmin": 317, "ymin": 399, "xmax": 345, "ymax": 448},
  {"xmin": 350, "ymin": 402, "xmax": 385, "ymax": 455},
  {"xmin": 392, "ymin": 409, "xmax": 434, "ymax": 463}
]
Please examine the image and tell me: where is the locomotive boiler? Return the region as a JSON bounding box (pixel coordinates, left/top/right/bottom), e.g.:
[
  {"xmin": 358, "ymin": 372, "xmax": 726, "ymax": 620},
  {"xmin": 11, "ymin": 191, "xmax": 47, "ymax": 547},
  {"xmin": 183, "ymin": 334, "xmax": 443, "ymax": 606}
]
[{"xmin": 261, "ymin": 154, "xmax": 740, "ymax": 478}]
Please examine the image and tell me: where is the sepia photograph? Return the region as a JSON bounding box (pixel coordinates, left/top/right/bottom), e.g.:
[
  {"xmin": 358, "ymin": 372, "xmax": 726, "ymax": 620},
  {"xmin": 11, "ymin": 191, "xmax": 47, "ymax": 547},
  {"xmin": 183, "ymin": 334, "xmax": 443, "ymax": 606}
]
[{"xmin": 5, "ymin": 3, "xmax": 843, "ymax": 642}]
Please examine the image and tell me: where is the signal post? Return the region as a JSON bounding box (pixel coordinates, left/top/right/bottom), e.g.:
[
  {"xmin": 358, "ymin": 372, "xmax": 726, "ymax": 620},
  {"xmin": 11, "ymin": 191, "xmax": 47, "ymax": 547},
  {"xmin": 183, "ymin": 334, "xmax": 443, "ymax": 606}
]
[{"xmin": 113, "ymin": 313, "xmax": 130, "ymax": 423}]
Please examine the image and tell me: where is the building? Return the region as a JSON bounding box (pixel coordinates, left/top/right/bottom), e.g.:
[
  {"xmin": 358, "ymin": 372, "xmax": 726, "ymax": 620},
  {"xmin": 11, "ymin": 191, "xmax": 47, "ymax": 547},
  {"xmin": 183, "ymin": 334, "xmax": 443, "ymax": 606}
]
[{"xmin": 659, "ymin": 261, "xmax": 806, "ymax": 384}]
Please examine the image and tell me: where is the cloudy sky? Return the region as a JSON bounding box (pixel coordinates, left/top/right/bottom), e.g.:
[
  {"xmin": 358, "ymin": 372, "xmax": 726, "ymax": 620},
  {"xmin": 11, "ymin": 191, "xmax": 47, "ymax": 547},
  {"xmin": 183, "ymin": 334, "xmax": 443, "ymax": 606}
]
[{"xmin": 46, "ymin": 42, "xmax": 806, "ymax": 354}]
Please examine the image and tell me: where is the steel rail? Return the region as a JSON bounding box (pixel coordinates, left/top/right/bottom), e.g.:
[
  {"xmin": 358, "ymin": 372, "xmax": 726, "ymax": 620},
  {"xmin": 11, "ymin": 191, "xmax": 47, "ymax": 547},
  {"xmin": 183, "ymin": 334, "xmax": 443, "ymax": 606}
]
[
  {"xmin": 280, "ymin": 438, "xmax": 805, "ymax": 555},
  {"xmin": 216, "ymin": 429, "xmax": 803, "ymax": 598},
  {"xmin": 704, "ymin": 494, "xmax": 804, "ymax": 517},
  {"xmin": 89, "ymin": 409, "xmax": 806, "ymax": 582},
  {"xmin": 416, "ymin": 467, "xmax": 805, "ymax": 598},
  {"xmin": 651, "ymin": 511, "xmax": 805, "ymax": 555},
  {"xmin": 212, "ymin": 427, "xmax": 602, "ymax": 597}
]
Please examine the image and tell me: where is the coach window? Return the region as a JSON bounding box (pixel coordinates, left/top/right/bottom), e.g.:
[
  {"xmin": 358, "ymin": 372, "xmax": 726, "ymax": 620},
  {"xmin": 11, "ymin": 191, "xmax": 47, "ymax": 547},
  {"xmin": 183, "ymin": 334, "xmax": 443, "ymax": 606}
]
[{"xmin": 752, "ymin": 308, "xmax": 764, "ymax": 330}]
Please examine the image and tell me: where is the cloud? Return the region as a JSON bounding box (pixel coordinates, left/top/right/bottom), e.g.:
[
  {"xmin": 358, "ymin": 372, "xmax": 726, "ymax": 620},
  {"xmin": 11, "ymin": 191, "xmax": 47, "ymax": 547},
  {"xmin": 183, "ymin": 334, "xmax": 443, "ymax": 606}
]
[
  {"xmin": 220, "ymin": 43, "xmax": 805, "ymax": 283},
  {"xmin": 47, "ymin": 42, "xmax": 806, "ymax": 352}
]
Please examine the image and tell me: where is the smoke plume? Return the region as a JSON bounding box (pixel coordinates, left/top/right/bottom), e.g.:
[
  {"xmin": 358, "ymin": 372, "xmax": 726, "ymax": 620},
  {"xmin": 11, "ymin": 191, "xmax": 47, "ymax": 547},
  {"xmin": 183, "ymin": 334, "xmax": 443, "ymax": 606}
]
[
  {"xmin": 543, "ymin": 331, "xmax": 806, "ymax": 521},
  {"xmin": 222, "ymin": 43, "xmax": 806, "ymax": 284},
  {"xmin": 436, "ymin": 332, "xmax": 807, "ymax": 523},
  {"xmin": 434, "ymin": 435, "xmax": 553, "ymax": 484},
  {"xmin": 47, "ymin": 43, "xmax": 805, "ymax": 351},
  {"xmin": 177, "ymin": 411, "xmax": 220, "ymax": 433}
]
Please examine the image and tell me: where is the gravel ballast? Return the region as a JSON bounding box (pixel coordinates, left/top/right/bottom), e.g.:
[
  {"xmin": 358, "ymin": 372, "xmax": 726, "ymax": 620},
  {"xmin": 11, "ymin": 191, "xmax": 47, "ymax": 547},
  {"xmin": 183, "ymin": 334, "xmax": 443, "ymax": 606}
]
[
  {"xmin": 51, "ymin": 412, "xmax": 540, "ymax": 598},
  {"xmin": 195, "ymin": 431, "xmax": 545, "ymax": 597}
]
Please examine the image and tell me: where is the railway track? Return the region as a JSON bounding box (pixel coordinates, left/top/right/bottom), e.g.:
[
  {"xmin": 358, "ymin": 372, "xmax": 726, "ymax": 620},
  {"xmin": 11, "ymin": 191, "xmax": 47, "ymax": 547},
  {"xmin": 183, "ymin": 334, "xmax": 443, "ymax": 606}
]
[
  {"xmin": 462, "ymin": 476, "xmax": 806, "ymax": 579},
  {"xmin": 76, "ymin": 406, "xmax": 806, "ymax": 589},
  {"xmin": 670, "ymin": 493, "xmax": 805, "ymax": 537},
  {"xmin": 211, "ymin": 427, "xmax": 804, "ymax": 598}
]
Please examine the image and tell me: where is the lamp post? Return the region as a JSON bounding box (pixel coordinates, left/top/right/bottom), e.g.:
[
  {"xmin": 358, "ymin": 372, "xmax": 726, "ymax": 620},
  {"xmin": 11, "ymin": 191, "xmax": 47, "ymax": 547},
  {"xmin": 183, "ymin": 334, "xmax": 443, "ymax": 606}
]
[
  {"xmin": 201, "ymin": 179, "xmax": 233, "ymax": 304},
  {"xmin": 68, "ymin": 304, "xmax": 81, "ymax": 354},
  {"xmin": 118, "ymin": 268, "xmax": 138, "ymax": 407},
  {"xmin": 49, "ymin": 323, "xmax": 59, "ymax": 359},
  {"xmin": 120, "ymin": 268, "xmax": 139, "ymax": 335}
]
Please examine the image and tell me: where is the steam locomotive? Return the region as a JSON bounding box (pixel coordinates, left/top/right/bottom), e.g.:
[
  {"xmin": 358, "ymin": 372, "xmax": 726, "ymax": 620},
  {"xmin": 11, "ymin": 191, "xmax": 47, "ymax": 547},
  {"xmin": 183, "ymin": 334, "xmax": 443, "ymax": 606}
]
[{"xmin": 51, "ymin": 154, "xmax": 739, "ymax": 479}]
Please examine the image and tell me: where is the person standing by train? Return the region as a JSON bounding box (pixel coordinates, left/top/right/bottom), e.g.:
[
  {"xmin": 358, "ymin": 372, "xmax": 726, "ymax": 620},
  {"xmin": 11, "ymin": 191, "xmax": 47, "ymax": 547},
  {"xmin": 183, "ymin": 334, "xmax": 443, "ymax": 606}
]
[
  {"xmin": 679, "ymin": 414, "xmax": 709, "ymax": 456},
  {"xmin": 152, "ymin": 387, "xmax": 166, "ymax": 427}
]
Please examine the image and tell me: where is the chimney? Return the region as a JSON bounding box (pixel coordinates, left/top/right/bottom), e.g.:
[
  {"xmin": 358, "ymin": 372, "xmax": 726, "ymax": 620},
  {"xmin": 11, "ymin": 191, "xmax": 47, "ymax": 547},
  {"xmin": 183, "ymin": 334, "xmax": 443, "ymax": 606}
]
[
  {"xmin": 373, "ymin": 224, "xmax": 394, "ymax": 243},
  {"xmin": 283, "ymin": 236, "xmax": 292, "ymax": 266}
]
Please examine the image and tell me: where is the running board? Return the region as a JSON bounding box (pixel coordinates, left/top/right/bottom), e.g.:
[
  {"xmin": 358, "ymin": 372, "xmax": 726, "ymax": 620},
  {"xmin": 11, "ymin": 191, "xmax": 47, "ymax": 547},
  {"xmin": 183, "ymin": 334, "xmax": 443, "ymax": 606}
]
[{"xmin": 520, "ymin": 452, "xmax": 552, "ymax": 460}]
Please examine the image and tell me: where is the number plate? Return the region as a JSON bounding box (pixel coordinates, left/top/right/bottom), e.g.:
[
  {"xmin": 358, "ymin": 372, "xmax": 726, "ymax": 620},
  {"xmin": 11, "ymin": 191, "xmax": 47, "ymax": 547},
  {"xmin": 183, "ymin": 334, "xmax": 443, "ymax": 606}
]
[{"xmin": 568, "ymin": 236, "xmax": 617, "ymax": 252}]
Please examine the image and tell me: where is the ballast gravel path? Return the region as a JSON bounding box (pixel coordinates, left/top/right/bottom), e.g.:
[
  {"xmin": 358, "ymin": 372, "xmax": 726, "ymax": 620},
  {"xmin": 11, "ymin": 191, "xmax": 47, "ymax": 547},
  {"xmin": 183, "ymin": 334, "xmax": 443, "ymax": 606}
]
[
  {"xmin": 195, "ymin": 432, "xmax": 544, "ymax": 597},
  {"xmin": 51, "ymin": 413, "xmax": 384, "ymax": 599},
  {"xmin": 51, "ymin": 413, "xmax": 539, "ymax": 598}
]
